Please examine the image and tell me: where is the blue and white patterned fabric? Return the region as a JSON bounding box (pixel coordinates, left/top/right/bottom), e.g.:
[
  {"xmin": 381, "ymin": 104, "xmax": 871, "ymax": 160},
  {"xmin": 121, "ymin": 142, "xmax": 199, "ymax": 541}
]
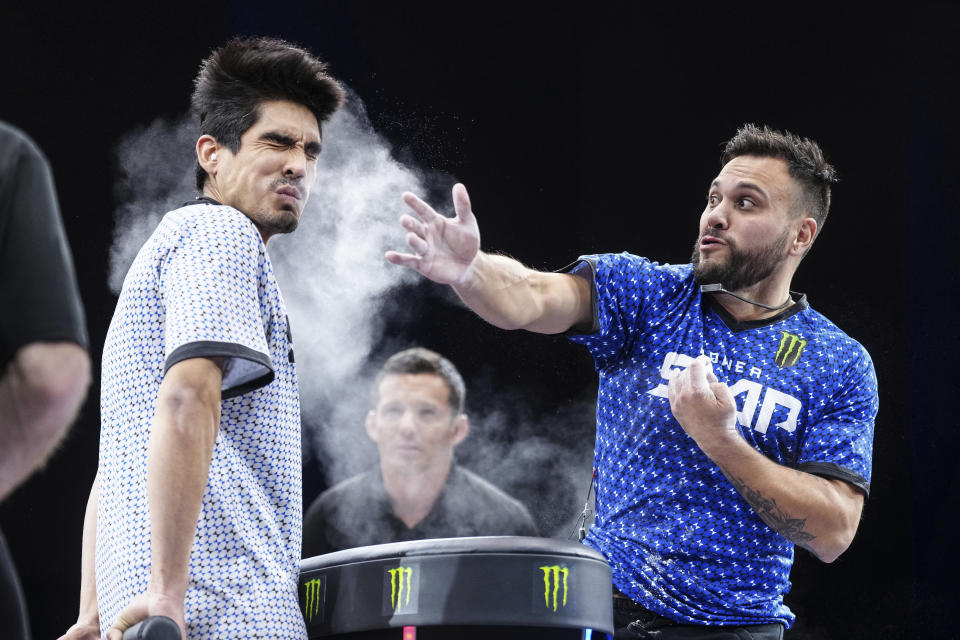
[
  {"xmin": 97, "ymin": 200, "xmax": 305, "ymax": 639},
  {"xmin": 568, "ymin": 252, "xmax": 877, "ymax": 628}
]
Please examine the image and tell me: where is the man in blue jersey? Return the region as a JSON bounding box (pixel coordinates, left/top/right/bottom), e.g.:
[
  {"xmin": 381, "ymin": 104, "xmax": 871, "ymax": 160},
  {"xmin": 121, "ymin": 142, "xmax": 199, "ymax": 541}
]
[{"xmin": 386, "ymin": 124, "xmax": 877, "ymax": 638}]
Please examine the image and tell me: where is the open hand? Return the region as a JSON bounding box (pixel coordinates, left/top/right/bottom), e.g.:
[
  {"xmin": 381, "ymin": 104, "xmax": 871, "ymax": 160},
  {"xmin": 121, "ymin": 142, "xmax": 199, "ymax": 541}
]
[
  {"xmin": 667, "ymin": 355, "xmax": 738, "ymax": 456},
  {"xmin": 385, "ymin": 183, "xmax": 481, "ymax": 285}
]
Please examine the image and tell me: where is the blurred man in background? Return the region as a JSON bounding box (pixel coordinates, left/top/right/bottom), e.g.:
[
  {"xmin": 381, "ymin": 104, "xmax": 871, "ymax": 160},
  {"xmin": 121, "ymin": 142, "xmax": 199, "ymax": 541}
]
[{"xmin": 303, "ymin": 347, "xmax": 537, "ymax": 556}]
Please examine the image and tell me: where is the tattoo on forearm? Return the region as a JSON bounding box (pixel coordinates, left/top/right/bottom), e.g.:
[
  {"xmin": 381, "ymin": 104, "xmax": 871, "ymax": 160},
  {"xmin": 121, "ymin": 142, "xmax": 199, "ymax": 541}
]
[{"xmin": 719, "ymin": 467, "xmax": 816, "ymax": 544}]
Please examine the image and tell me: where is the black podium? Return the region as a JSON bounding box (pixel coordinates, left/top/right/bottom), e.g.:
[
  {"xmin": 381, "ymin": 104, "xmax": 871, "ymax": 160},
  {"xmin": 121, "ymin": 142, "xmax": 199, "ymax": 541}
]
[{"xmin": 299, "ymin": 536, "xmax": 614, "ymax": 639}]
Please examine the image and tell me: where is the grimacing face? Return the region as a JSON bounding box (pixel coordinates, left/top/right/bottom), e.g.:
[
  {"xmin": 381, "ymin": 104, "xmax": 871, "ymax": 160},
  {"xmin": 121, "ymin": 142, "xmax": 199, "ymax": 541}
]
[
  {"xmin": 691, "ymin": 155, "xmax": 799, "ymax": 292},
  {"xmin": 205, "ymin": 99, "xmax": 321, "ymax": 240},
  {"xmin": 366, "ymin": 373, "xmax": 468, "ymax": 474}
]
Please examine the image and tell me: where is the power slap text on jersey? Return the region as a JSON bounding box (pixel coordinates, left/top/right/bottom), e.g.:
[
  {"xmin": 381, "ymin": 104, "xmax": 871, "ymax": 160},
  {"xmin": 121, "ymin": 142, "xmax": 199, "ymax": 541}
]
[{"xmin": 649, "ymin": 347, "xmax": 805, "ymax": 436}]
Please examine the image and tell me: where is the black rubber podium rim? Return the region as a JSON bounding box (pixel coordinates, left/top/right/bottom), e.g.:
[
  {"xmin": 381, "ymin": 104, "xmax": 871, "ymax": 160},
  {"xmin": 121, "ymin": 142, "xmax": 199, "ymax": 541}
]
[{"xmin": 299, "ymin": 536, "xmax": 613, "ymax": 637}]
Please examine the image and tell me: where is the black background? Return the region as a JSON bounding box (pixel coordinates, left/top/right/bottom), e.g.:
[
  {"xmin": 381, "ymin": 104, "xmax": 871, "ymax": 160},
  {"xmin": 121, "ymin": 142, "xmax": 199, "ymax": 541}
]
[{"xmin": 1, "ymin": 2, "xmax": 957, "ymax": 638}]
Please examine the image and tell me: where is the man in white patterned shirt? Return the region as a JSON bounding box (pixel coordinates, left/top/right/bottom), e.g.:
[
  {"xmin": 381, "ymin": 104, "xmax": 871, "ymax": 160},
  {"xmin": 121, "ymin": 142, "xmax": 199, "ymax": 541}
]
[{"xmin": 58, "ymin": 37, "xmax": 344, "ymax": 640}]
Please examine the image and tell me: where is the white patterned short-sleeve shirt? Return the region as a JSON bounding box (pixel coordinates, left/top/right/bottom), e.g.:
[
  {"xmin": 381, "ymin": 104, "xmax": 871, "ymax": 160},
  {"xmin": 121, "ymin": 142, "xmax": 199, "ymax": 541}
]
[
  {"xmin": 97, "ymin": 199, "xmax": 305, "ymax": 639},
  {"xmin": 568, "ymin": 253, "xmax": 878, "ymax": 628}
]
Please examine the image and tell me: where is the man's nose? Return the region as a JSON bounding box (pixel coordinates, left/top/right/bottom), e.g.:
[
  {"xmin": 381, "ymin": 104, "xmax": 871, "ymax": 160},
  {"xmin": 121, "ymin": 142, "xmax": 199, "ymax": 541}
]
[
  {"xmin": 704, "ymin": 202, "xmax": 730, "ymax": 230},
  {"xmin": 283, "ymin": 149, "xmax": 307, "ymax": 180},
  {"xmin": 396, "ymin": 411, "xmax": 417, "ymax": 437}
]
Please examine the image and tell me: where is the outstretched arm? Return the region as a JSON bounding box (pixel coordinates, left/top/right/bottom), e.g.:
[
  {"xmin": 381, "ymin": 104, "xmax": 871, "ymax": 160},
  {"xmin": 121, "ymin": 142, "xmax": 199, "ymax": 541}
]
[
  {"xmin": 386, "ymin": 183, "xmax": 592, "ymax": 334},
  {"xmin": 668, "ymin": 356, "xmax": 864, "ymax": 563}
]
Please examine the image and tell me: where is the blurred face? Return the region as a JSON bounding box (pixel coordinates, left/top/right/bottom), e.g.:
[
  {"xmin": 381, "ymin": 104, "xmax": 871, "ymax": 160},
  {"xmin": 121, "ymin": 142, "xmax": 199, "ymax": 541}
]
[
  {"xmin": 211, "ymin": 99, "xmax": 321, "ymax": 240},
  {"xmin": 366, "ymin": 373, "xmax": 468, "ymax": 474},
  {"xmin": 691, "ymin": 155, "xmax": 798, "ymax": 291}
]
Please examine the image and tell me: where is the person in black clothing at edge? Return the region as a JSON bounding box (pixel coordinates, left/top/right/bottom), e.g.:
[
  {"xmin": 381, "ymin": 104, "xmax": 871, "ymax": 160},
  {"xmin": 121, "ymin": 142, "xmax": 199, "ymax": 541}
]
[
  {"xmin": 0, "ymin": 121, "xmax": 91, "ymax": 640},
  {"xmin": 303, "ymin": 347, "xmax": 537, "ymax": 556}
]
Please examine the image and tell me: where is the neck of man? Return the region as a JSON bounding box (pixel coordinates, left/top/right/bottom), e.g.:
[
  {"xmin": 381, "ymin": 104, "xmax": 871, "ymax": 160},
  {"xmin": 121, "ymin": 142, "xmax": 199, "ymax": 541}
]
[
  {"xmin": 707, "ymin": 269, "xmax": 795, "ymax": 323},
  {"xmin": 202, "ymin": 184, "xmax": 272, "ymax": 244},
  {"xmin": 380, "ymin": 455, "xmax": 454, "ymax": 529},
  {"xmin": 202, "ymin": 183, "xmax": 225, "ymax": 207}
]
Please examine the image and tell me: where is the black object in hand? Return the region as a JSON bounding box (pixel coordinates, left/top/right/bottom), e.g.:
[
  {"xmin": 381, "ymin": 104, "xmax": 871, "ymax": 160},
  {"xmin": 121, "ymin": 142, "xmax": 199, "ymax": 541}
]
[{"xmin": 121, "ymin": 616, "xmax": 181, "ymax": 640}]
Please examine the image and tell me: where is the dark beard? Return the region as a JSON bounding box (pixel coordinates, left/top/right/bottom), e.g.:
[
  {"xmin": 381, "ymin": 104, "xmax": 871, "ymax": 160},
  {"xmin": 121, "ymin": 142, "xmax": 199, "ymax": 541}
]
[
  {"xmin": 260, "ymin": 177, "xmax": 303, "ymax": 235},
  {"xmin": 691, "ymin": 228, "xmax": 791, "ymax": 292},
  {"xmin": 260, "ymin": 209, "xmax": 299, "ymax": 235}
]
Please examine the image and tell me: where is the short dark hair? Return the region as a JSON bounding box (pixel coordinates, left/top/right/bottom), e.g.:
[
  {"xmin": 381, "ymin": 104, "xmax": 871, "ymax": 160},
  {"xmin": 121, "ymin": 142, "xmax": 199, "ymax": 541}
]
[
  {"xmin": 721, "ymin": 124, "xmax": 838, "ymax": 231},
  {"xmin": 190, "ymin": 36, "xmax": 346, "ymax": 190},
  {"xmin": 373, "ymin": 348, "xmax": 466, "ymax": 414}
]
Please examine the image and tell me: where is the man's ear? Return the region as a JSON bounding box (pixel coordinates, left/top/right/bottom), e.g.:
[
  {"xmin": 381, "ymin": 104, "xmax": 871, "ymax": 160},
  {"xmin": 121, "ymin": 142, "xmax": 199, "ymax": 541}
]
[
  {"xmin": 450, "ymin": 414, "xmax": 470, "ymax": 446},
  {"xmin": 791, "ymin": 217, "xmax": 818, "ymax": 257},
  {"xmin": 196, "ymin": 135, "xmax": 220, "ymax": 177},
  {"xmin": 365, "ymin": 410, "xmax": 380, "ymax": 443}
]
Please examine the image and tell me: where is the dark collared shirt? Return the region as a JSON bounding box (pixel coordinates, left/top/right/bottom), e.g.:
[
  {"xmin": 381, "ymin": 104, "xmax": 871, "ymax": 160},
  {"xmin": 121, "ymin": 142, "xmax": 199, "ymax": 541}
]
[{"xmin": 303, "ymin": 465, "xmax": 538, "ymax": 557}]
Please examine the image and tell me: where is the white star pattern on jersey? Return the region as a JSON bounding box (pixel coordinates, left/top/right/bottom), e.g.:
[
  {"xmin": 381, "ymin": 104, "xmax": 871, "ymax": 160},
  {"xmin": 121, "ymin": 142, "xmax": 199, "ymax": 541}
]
[
  {"xmin": 569, "ymin": 253, "xmax": 877, "ymax": 628},
  {"xmin": 97, "ymin": 201, "xmax": 305, "ymax": 639}
]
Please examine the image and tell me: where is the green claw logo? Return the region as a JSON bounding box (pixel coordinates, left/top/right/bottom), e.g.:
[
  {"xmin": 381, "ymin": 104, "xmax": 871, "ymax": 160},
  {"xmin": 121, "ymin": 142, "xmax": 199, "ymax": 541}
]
[
  {"xmin": 303, "ymin": 577, "xmax": 323, "ymax": 623},
  {"xmin": 774, "ymin": 331, "xmax": 807, "ymax": 368},
  {"xmin": 539, "ymin": 565, "xmax": 569, "ymax": 612},
  {"xmin": 388, "ymin": 566, "xmax": 414, "ymax": 610}
]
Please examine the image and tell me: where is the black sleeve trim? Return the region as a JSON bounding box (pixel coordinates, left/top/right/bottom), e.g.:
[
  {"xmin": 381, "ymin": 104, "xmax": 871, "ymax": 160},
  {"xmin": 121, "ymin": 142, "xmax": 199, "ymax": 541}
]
[
  {"xmin": 164, "ymin": 341, "xmax": 274, "ymax": 400},
  {"xmin": 557, "ymin": 256, "xmax": 600, "ymax": 335},
  {"xmin": 798, "ymin": 461, "xmax": 870, "ymax": 497}
]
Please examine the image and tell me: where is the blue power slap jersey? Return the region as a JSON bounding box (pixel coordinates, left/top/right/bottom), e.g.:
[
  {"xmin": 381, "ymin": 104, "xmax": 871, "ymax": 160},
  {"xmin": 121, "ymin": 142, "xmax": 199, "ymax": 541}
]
[{"xmin": 568, "ymin": 253, "xmax": 878, "ymax": 627}]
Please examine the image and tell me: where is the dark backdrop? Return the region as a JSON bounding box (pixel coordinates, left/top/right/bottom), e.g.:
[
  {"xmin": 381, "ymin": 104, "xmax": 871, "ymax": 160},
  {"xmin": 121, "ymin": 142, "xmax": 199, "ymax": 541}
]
[{"xmin": 1, "ymin": 2, "xmax": 956, "ymax": 638}]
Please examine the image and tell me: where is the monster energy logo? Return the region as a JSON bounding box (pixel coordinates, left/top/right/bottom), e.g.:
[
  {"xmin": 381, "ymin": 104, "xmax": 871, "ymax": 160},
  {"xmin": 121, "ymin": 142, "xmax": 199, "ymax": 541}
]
[
  {"xmin": 774, "ymin": 331, "xmax": 807, "ymax": 368},
  {"xmin": 539, "ymin": 565, "xmax": 569, "ymax": 612},
  {"xmin": 303, "ymin": 577, "xmax": 323, "ymax": 623},
  {"xmin": 389, "ymin": 566, "xmax": 414, "ymax": 610}
]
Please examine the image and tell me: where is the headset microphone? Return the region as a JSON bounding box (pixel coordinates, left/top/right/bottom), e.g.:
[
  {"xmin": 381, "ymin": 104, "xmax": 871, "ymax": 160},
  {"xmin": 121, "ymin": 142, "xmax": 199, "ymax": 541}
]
[
  {"xmin": 572, "ymin": 469, "xmax": 597, "ymax": 542},
  {"xmin": 700, "ymin": 284, "xmax": 792, "ymax": 311}
]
